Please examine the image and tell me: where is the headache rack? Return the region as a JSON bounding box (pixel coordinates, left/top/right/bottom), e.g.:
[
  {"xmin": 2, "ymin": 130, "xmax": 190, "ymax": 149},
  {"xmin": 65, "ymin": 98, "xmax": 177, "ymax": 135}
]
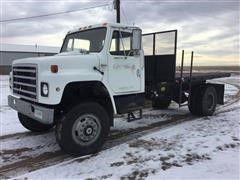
[{"xmin": 12, "ymin": 64, "xmax": 38, "ymax": 101}]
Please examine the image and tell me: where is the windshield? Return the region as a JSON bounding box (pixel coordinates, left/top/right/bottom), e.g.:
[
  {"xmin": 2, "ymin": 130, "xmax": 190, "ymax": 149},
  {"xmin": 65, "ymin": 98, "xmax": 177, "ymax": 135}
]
[{"xmin": 61, "ymin": 27, "xmax": 107, "ymax": 53}]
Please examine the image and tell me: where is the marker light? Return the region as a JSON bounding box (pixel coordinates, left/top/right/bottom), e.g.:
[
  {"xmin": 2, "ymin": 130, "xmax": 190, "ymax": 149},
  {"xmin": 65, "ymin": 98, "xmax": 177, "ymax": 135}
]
[{"xmin": 51, "ymin": 65, "xmax": 58, "ymax": 73}]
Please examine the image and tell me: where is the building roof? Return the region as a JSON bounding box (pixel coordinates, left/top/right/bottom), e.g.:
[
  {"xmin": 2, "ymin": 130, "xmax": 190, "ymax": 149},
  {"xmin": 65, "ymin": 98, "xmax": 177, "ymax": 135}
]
[{"xmin": 0, "ymin": 44, "xmax": 60, "ymax": 53}]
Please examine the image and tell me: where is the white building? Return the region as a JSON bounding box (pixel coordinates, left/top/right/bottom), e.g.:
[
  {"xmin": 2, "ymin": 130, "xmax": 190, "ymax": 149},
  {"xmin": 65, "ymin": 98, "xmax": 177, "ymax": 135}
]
[{"xmin": 0, "ymin": 44, "xmax": 60, "ymax": 74}]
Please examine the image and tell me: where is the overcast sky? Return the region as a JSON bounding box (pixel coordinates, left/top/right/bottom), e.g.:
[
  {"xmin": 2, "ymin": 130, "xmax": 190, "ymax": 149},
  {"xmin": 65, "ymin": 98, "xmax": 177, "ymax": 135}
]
[{"xmin": 0, "ymin": 0, "xmax": 239, "ymax": 66}]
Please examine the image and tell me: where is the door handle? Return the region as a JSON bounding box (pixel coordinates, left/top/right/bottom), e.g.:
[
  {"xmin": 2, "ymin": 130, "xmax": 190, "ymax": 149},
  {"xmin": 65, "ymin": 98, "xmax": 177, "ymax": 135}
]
[{"xmin": 100, "ymin": 64, "xmax": 108, "ymax": 68}]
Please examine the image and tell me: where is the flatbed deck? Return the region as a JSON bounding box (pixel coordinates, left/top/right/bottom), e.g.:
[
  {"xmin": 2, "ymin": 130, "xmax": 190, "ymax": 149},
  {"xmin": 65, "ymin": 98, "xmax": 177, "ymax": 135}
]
[
  {"xmin": 143, "ymin": 29, "xmax": 231, "ymax": 113},
  {"xmin": 175, "ymin": 72, "xmax": 231, "ymax": 82}
]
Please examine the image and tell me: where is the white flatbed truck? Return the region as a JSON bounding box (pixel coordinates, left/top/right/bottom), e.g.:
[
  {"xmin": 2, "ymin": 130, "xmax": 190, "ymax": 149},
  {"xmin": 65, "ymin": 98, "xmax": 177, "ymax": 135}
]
[{"xmin": 8, "ymin": 23, "xmax": 230, "ymax": 156}]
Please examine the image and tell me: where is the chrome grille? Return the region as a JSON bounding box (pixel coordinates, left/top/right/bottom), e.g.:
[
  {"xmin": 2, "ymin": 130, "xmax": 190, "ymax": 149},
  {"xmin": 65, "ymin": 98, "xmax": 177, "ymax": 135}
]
[{"xmin": 12, "ymin": 65, "xmax": 37, "ymax": 101}]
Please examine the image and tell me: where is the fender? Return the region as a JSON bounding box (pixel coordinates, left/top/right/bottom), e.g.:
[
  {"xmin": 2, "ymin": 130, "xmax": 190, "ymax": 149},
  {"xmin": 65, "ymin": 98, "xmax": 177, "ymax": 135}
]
[{"xmin": 60, "ymin": 80, "xmax": 117, "ymax": 114}]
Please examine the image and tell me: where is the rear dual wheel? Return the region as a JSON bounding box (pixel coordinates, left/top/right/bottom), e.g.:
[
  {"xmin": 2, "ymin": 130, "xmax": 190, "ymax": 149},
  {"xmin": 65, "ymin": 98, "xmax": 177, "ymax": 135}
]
[{"xmin": 188, "ymin": 85, "xmax": 217, "ymax": 116}]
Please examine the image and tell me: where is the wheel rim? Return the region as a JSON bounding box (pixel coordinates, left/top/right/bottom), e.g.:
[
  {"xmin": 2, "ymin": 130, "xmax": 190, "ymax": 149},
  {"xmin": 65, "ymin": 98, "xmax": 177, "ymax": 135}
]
[
  {"xmin": 72, "ymin": 114, "xmax": 101, "ymax": 146},
  {"xmin": 206, "ymin": 93, "xmax": 214, "ymax": 110}
]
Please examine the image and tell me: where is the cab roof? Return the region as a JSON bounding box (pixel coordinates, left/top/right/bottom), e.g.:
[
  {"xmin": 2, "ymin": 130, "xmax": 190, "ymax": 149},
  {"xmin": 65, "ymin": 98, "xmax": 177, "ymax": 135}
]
[{"xmin": 67, "ymin": 23, "xmax": 141, "ymax": 34}]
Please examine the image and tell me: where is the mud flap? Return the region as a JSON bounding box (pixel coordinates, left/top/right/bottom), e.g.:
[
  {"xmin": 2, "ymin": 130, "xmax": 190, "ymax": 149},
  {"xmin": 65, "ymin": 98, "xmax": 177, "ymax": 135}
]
[{"xmin": 208, "ymin": 83, "xmax": 225, "ymax": 105}]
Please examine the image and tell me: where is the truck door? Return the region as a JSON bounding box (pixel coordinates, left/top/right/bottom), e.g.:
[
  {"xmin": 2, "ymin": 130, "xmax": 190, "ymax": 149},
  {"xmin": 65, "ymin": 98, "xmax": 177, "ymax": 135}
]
[{"xmin": 108, "ymin": 29, "xmax": 141, "ymax": 94}]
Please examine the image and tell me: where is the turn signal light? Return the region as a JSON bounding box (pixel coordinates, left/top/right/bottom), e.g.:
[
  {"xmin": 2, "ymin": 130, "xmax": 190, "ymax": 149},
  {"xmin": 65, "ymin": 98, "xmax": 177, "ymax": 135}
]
[{"xmin": 51, "ymin": 65, "xmax": 58, "ymax": 73}]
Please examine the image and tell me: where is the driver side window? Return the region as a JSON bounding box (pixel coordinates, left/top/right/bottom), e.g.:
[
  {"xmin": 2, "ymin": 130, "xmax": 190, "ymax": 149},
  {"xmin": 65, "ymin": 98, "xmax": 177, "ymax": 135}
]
[{"xmin": 110, "ymin": 30, "xmax": 133, "ymax": 56}]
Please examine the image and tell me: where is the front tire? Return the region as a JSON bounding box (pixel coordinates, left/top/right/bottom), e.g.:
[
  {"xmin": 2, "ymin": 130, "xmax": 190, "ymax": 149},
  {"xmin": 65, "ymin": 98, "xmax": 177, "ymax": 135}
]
[
  {"xmin": 55, "ymin": 102, "xmax": 110, "ymax": 156},
  {"xmin": 18, "ymin": 113, "xmax": 53, "ymax": 132}
]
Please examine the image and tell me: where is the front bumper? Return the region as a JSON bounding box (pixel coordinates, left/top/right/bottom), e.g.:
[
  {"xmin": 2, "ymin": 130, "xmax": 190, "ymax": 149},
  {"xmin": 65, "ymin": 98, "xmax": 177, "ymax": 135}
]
[{"xmin": 8, "ymin": 95, "xmax": 54, "ymax": 125}]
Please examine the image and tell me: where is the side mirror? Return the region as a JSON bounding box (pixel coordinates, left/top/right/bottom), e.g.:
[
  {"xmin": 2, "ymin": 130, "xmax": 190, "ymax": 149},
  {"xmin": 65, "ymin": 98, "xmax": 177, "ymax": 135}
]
[{"xmin": 132, "ymin": 29, "xmax": 142, "ymax": 50}]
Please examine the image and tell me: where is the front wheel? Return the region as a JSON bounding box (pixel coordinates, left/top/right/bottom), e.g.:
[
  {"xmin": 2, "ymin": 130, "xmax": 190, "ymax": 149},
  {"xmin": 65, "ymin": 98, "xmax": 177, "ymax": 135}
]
[
  {"xmin": 18, "ymin": 113, "xmax": 53, "ymax": 132},
  {"xmin": 55, "ymin": 102, "xmax": 110, "ymax": 156}
]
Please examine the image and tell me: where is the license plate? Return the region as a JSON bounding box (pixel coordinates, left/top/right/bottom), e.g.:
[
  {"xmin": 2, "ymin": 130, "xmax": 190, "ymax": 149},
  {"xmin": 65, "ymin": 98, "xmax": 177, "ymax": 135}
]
[{"xmin": 34, "ymin": 109, "xmax": 43, "ymax": 119}]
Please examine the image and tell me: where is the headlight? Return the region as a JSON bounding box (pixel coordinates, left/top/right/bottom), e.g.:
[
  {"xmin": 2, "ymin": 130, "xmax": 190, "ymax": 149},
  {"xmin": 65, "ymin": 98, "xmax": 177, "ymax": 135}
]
[{"xmin": 41, "ymin": 82, "xmax": 49, "ymax": 97}]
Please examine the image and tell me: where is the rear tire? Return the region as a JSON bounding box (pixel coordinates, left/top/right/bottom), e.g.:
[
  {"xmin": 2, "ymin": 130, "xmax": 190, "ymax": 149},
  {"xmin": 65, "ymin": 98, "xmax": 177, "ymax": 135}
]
[
  {"xmin": 188, "ymin": 87, "xmax": 201, "ymax": 115},
  {"xmin": 18, "ymin": 113, "xmax": 53, "ymax": 132},
  {"xmin": 188, "ymin": 85, "xmax": 217, "ymax": 116},
  {"xmin": 152, "ymin": 98, "xmax": 171, "ymax": 109},
  {"xmin": 199, "ymin": 86, "xmax": 217, "ymax": 116},
  {"xmin": 55, "ymin": 102, "xmax": 110, "ymax": 156}
]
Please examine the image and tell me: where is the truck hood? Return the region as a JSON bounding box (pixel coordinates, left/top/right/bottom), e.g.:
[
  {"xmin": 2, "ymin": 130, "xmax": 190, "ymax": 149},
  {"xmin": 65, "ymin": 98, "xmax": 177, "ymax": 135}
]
[
  {"xmin": 55, "ymin": 51, "xmax": 89, "ymax": 56},
  {"xmin": 12, "ymin": 52, "xmax": 97, "ymax": 64},
  {"xmin": 12, "ymin": 53, "xmax": 100, "ymax": 73}
]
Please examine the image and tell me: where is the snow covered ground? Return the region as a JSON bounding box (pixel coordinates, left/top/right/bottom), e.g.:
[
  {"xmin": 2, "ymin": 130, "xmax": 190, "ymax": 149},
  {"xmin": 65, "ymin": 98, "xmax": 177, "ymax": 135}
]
[
  {"xmin": 0, "ymin": 75, "xmax": 239, "ymax": 179},
  {"xmin": 18, "ymin": 108, "xmax": 240, "ymax": 179}
]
